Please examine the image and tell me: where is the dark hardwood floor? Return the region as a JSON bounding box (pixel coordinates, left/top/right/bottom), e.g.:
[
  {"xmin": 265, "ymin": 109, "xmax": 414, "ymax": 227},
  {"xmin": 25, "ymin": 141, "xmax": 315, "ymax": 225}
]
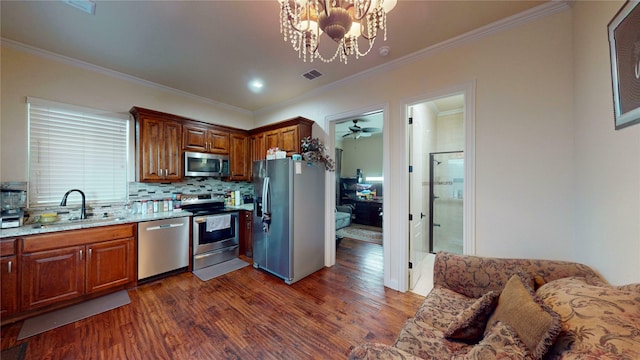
[{"xmin": 1, "ymin": 238, "xmax": 424, "ymax": 359}]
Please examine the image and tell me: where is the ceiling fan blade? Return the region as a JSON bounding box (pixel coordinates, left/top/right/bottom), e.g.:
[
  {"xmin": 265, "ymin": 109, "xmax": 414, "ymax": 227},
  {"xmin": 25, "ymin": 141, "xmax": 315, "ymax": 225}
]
[
  {"xmin": 360, "ymin": 132, "xmax": 372, "ymax": 137},
  {"xmin": 361, "ymin": 127, "xmax": 380, "ymax": 133},
  {"xmin": 342, "ymin": 133, "xmax": 352, "ymax": 138},
  {"xmin": 349, "ymin": 125, "xmax": 362, "ymax": 132}
]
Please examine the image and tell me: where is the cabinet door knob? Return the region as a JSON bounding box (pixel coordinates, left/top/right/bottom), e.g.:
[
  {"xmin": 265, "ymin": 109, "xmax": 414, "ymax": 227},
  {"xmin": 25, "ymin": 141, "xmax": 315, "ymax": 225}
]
[
  {"xmin": 80, "ymin": 249, "xmax": 83, "ymax": 260},
  {"xmin": 7, "ymin": 260, "xmax": 12, "ymax": 273}
]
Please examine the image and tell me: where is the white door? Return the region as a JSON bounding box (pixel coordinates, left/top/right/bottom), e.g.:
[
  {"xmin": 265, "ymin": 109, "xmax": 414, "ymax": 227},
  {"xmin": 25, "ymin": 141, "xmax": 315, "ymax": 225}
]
[{"xmin": 409, "ymin": 107, "xmax": 427, "ymax": 289}]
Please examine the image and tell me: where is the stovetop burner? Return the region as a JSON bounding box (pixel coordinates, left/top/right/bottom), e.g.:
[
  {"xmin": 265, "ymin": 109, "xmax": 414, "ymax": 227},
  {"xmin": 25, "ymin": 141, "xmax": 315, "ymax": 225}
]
[{"xmin": 180, "ymin": 193, "xmax": 227, "ymax": 215}]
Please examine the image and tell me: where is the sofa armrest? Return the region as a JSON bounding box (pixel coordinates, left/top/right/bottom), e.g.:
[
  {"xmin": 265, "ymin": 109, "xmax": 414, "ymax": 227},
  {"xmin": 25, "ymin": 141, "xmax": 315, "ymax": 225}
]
[
  {"xmin": 349, "ymin": 343, "xmax": 424, "ymax": 360},
  {"xmin": 336, "ymin": 205, "xmax": 354, "ymax": 214},
  {"xmin": 433, "ymin": 251, "xmax": 604, "ymax": 298}
]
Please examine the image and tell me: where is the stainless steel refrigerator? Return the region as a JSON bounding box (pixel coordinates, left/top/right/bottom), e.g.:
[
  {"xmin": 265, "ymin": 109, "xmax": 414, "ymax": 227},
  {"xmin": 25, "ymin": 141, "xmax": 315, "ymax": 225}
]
[{"xmin": 252, "ymin": 158, "xmax": 325, "ymax": 284}]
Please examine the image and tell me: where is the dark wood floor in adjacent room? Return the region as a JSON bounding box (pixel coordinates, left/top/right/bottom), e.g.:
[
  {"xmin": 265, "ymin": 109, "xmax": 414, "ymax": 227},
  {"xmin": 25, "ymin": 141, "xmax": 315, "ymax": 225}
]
[{"xmin": 1, "ymin": 238, "xmax": 424, "ymax": 359}]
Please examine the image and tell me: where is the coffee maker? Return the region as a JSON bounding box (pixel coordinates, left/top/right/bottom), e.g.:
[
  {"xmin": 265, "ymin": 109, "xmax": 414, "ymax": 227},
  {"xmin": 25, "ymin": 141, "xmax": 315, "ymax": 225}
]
[{"xmin": 1, "ymin": 182, "xmax": 27, "ymax": 229}]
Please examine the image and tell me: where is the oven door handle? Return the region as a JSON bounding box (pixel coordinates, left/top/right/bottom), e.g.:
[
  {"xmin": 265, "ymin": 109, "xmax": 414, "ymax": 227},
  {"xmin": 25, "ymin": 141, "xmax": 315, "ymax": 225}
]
[{"xmin": 194, "ymin": 217, "xmax": 229, "ymax": 224}]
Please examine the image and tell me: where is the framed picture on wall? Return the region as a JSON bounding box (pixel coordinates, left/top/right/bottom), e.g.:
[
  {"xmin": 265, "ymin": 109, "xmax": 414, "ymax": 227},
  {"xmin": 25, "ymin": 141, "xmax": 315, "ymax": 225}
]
[{"xmin": 607, "ymin": 1, "xmax": 640, "ymax": 130}]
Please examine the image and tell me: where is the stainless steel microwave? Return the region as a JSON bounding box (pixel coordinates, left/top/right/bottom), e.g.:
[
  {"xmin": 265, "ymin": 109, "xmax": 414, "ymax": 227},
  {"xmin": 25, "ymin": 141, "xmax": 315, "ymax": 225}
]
[{"xmin": 184, "ymin": 151, "xmax": 230, "ymax": 177}]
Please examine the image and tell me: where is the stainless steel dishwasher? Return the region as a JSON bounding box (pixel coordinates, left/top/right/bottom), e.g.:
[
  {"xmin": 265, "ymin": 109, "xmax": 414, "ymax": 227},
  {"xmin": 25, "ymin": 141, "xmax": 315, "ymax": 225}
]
[{"xmin": 138, "ymin": 216, "xmax": 190, "ymax": 280}]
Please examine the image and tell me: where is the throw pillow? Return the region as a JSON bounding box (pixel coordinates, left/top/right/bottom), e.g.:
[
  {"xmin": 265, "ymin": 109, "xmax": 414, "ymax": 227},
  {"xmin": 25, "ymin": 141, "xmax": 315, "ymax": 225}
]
[
  {"xmin": 462, "ymin": 321, "xmax": 529, "ymax": 360},
  {"xmin": 444, "ymin": 290, "xmax": 499, "ymax": 343},
  {"xmin": 485, "ymin": 274, "xmax": 561, "ymax": 360},
  {"xmin": 536, "ymin": 276, "xmax": 640, "ymax": 359},
  {"xmin": 533, "ymin": 274, "xmax": 546, "ymax": 289}
]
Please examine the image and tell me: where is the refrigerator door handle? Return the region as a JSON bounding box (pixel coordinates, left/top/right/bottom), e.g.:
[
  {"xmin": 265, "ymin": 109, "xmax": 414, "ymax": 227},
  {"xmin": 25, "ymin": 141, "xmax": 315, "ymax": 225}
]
[
  {"xmin": 262, "ymin": 176, "xmax": 271, "ymax": 233},
  {"xmin": 262, "ymin": 176, "xmax": 270, "ymax": 212}
]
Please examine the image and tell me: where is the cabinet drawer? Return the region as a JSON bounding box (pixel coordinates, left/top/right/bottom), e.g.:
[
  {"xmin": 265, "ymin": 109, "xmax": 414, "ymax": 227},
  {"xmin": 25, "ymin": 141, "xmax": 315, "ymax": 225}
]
[
  {"xmin": 23, "ymin": 223, "xmax": 136, "ymax": 253},
  {"xmin": 1, "ymin": 238, "xmax": 17, "ymax": 256}
]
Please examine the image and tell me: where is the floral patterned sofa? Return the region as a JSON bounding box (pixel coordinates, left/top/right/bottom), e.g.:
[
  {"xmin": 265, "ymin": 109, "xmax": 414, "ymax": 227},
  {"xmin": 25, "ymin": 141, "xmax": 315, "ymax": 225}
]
[{"xmin": 349, "ymin": 252, "xmax": 640, "ymax": 360}]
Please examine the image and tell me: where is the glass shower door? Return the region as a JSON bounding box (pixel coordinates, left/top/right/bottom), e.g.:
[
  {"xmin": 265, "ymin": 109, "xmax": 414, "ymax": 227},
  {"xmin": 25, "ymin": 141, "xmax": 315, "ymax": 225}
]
[{"xmin": 429, "ymin": 151, "xmax": 464, "ymax": 254}]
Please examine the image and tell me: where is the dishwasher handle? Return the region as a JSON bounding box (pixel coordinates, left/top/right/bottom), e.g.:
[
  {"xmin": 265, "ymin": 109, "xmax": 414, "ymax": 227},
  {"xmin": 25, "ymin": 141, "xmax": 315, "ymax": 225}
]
[{"xmin": 145, "ymin": 223, "xmax": 185, "ymax": 231}]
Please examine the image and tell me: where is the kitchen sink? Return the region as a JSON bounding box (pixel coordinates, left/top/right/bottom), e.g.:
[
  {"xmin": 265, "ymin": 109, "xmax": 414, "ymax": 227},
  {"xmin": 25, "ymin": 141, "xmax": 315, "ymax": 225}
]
[{"xmin": 30, "ymin": 215, "xmax": 129, "ymax": 229}]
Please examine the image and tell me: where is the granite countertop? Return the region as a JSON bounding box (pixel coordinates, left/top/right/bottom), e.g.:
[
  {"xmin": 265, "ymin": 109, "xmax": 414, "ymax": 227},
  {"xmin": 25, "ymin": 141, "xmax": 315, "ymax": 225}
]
[
  {"xmin": 1, "ymin": 210, "xmax": 193, "ymax": 239},
  {"xmin": 225, "ymin": 203, "xmax": 255, "ymax": 211},
  {"xmin": 1, "ymin": 203, "xmax": 256, "ymax": 239}
]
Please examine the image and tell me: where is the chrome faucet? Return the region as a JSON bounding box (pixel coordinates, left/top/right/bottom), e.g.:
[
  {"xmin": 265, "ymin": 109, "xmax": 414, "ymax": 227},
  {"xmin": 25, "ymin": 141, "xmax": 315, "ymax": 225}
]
[{"xmin": 60, "ymin": 189, "xmax": 87, "ymax": 219}]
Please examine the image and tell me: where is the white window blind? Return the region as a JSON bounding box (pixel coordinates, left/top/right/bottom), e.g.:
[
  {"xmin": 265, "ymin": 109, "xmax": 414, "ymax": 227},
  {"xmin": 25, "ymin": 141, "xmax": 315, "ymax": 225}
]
[{"xmin": 28, "ymin": 97, "xmax": 130, "ymax": 208}]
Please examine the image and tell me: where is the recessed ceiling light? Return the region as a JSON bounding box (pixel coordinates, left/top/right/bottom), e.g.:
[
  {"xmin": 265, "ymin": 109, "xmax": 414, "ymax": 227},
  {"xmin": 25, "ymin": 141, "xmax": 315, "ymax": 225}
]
[
  {"xmin": 61, "ymin": 0, "xmax": 96, "ymax": 15},
  {"xmin": 248, "ymin": 79, "xmax": 264, "ymax": 93}
]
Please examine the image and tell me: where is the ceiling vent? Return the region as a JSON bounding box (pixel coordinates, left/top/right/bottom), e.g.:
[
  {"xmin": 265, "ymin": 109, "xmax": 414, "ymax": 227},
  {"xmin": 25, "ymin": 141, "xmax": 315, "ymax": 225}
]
[{"xmin": 301, "ymin": 69, "xmax": 323, "ymax": 80}]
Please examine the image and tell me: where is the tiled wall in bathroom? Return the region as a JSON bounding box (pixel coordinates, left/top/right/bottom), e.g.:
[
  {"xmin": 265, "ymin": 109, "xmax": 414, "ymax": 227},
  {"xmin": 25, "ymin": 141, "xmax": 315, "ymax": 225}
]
[{"xmin": 128, "ymin": 178, "xmax": 254, "ymax": 202}]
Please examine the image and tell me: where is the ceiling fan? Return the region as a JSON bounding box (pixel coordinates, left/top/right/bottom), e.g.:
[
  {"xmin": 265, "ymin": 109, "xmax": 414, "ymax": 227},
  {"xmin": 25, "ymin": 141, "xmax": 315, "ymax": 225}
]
[{"xmin": 342, "ymin": 119, "xmax": 380, "ymax": 139}]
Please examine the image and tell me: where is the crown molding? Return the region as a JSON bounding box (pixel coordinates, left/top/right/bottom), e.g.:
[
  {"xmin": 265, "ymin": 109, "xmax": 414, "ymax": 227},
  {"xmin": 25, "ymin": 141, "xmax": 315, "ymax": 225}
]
[
  {"xmin": 0, "ymin": 38, "xmax": 252, "ymax": 116},
  {"xmin": 255, "ymin": 0, "xmax": 572, "ymax": 116},
  {"xmin": 2, "ymin": 0, "xmax": 572, "ymax": 119}
]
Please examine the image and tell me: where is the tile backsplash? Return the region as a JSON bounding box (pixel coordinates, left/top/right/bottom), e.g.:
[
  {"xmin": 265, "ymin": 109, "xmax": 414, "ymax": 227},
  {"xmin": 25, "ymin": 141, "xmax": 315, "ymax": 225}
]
[
  {"xmin": 22, "ymin": 178, "xmax": 254, "ymax": 222},
  {"xmin": 128, "ymin": 178, "xmax": 254, "ymax": 202}
]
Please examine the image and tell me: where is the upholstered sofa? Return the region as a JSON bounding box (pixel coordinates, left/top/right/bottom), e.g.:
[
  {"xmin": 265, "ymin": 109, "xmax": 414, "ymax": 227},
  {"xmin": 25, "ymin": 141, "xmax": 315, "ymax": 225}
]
[
  {"xmin": 336, "ymin": 205, "xmax": 353, "ymax": 231},
  {"xmin": 349, "ymin": 252, "xmax": 640, "ymax": 360}
]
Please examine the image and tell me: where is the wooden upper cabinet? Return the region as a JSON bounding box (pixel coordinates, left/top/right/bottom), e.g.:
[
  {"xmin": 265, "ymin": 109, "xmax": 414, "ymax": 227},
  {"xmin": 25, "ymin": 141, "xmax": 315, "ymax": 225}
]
[
  {"xmin": 208, "ymin": 131, "xmax": 230, "ymax": 154},
  {"xmin": 183, "ymin": 121, "xmax": 230, "ymax": 154},
  {"xmin": 163, "ymin": 120, "xmax": 182, "ymax": 180},
  {"xmin": 279, "ymin": 125, "xmax": 300, "ymax": 155},
  {"xmin": 264, "ymin": 130, "xmax": 280, "ymax": 152},
  {"xmin": 229, "ymin": 133, "xmax": 249, "ymax": 181},
  {"xmin": 131, "ymin": 107, "xmax": 182, "ymax": 182},
  {"xmin": 250, "ymin": 117, "xmax": 314, "ymax": 159},
  {"xmin": 251, "ymin": 132, "xmax": 266, "ymax": 162},
  {"xmin": 131, "ymin": 107, "xmax": 315, "ymax": 183},
  {"xmin": 182, "ymin": 123, "xmax": 208, "ymax": 152}
]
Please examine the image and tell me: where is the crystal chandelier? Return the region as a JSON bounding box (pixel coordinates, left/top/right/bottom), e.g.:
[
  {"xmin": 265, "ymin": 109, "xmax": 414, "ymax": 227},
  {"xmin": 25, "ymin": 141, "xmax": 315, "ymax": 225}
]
[{"xmin": 279, "ymin": 0, "xmax": 397, "ymax": 63}]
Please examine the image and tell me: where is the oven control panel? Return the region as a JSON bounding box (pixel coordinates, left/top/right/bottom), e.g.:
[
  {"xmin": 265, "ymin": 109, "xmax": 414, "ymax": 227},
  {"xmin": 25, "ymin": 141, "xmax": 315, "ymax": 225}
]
[{"xmin": 181, "ymin": 193, "xmax": 225, "ymax": 206}]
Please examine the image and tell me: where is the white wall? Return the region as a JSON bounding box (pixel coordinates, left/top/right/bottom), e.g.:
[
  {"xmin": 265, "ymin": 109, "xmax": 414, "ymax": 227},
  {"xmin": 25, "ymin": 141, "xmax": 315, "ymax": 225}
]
[
  {"xmin": 572, "ymin": 1, "xmax": 640, "ymax": 285},
  {"xmin": 256, "ymin": 7, "xmax": 579, "ymax": 289},
  {"xmin": 0, "ymin": 44, "xmax": 253, "ymax": 182},
  {"xmin": 340, "ymin": 134, "xmax": 383, "ymax": 179}
]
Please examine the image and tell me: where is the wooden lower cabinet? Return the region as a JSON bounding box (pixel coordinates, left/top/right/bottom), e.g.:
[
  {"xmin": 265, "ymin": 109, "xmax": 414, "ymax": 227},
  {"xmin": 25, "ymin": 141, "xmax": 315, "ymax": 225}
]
[
  {"xmin": 239, "ymin": 210, "xmax": 253, "ymax": 258},
  {"xmin": 19, "ymin": 224, "xmax": 136, "ymax": 312},
  {"xmin": 1, "ymin": 238, "xmax": 19, "ymax": 317},
  {"xmin": 21, "ymin": 246, "xmax": 84, "ymax": 310},
  {"xmin": 354, "ymin": 201, "xmax": 383, "ymax": 228},
  {"xmin": 1, "ymin": 256, "xmax": 19, "ymax": 317},
  {"xmin": 86, "ymin": 238, "xmax": 135, "ymax": 294}
]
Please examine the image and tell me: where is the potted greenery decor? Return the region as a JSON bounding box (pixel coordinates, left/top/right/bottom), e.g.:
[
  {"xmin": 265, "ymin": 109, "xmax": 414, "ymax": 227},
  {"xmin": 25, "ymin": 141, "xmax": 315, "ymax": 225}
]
[{"xmin": 300, "ymin": 136, "xmax": 335, "ymax": 171}]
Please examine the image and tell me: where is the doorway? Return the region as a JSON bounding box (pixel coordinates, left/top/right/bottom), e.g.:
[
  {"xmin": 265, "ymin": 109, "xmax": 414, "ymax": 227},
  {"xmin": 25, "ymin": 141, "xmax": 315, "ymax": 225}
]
[
  {"xmin": 408, "ymin": 92, "xmax": 468, "ymax": 295},
  {"xmin": 335, "ymin": 113, "xmax": 384, "ymax": 239},
  {"xmin": 326, "ymin": 106, "xmax": 389, "ymax": 285}
]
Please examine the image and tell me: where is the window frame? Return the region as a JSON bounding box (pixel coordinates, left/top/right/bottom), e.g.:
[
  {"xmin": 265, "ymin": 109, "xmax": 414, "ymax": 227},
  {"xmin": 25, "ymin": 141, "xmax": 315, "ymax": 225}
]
[{"xmin": 26, "ymin": 97, "xmax": 134, "ymax": 209}]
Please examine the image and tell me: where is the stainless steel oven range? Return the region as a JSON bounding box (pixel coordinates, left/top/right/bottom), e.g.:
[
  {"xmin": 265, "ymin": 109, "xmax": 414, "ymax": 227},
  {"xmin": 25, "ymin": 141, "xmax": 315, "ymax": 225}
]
[{"xmin": 181, "ymin": 194, "xmax": 239, "ymax": 271}]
